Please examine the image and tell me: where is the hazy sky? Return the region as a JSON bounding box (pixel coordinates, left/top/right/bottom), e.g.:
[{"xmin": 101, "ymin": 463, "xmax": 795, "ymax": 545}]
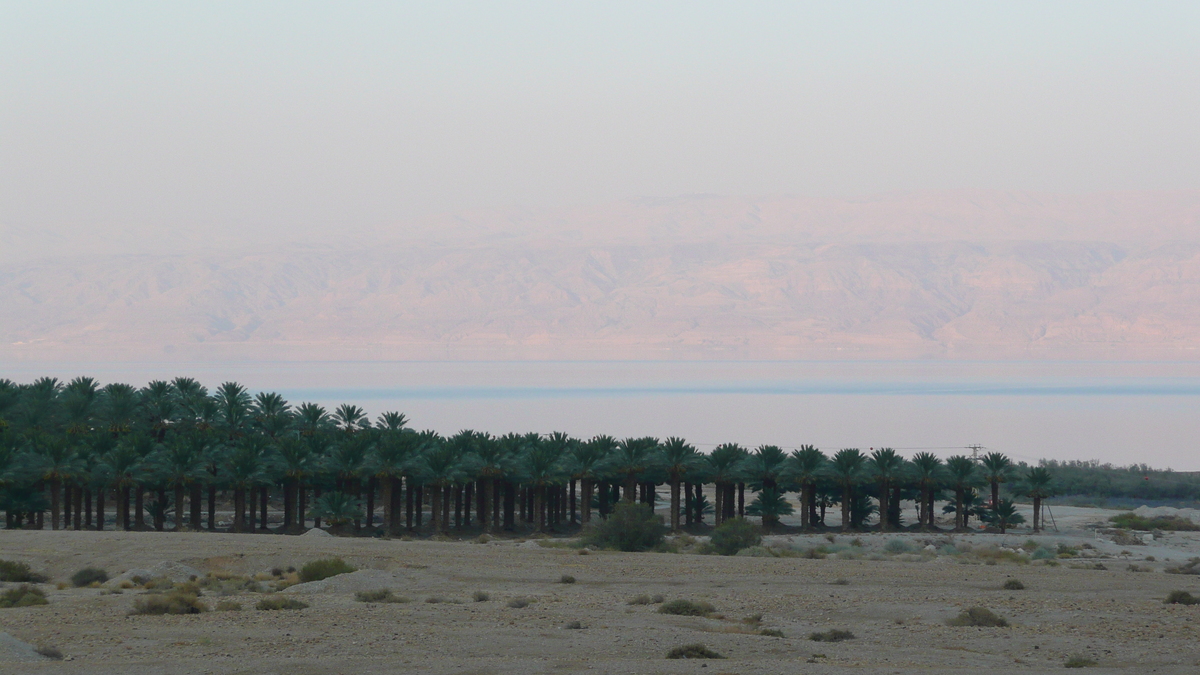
[{"xmin": 3, "ymin": 1, "xmax": 1199, "ymax": 238}]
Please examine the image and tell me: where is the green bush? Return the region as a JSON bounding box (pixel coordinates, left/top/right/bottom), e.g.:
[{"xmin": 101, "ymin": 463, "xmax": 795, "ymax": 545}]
[
  {"xmin": 628, "ymin": 593, "xmax": 664, "ymax": 605},
  {"xmin": 256, "ymin": 596, "xmax": 308, "ymax": 611},
  {"xmin": 0, "ymin": 585, "xmax": 48, "ymax": 608},
  {"xmin": 131, "ymin": 591, "xmax": 207, "ymax": 615},
  {"xmin": 1065, "ymin": 654, "xmax": 1098, "ymax": 668},
  {"xmin": 580, "ymin": 503, "xmax": 667, "ymax": 552},
  {"xmin": 809, "ymin": 629, "xmax": 854, "ymax": 642},
  {"xmin": 657, "ymin": 599, "xmax": 715, "ymax": 616},
  {"xmin": 666, "ymin": 643, "xmax": 724, "ymax": 659},
  {"xmin": 1164, "ymin": 590, "xmax": 1199, "ymax": 605},
  {"xmin": 1003, "ymin": 579, "xmax": 1025, "ymax": 590},
  {"xmin": 215, "ymin": 600, "xmax": 242, "ymax": 611},
  {"xmin": 0, "ymin": 560, "xmax": 48, "ymax": 583},
  {"xmin": 559, "ymin": 574, "xmax": 576, "ymax": 584},
  {"xmin": 70, "ymin": 567, "xmax": 108, "ymax": 587},
  {"xmin": 946, "ymin": 607, "xmax": 1008, "ymax": 627},
  {"xmin": 298, "ymin": 557, "xmax": 356, "ymax": 583},
  {"xmin": 473, "ymin": 590, "xmax": 490, "ymax": 602},
  {"xmin": 884, "ymin": 539, "xmax": 913, "ymax": 554},
  {"xmin": 355, "ymin": 589, "xmax": 409, "ymax": 603},
  {"xmin": 707, "ymin": 518, "xmax": 762, "ymax": 556},
  {"xmin": 759, "ymin": 628, "xmax": 784, "ymax": 637},
  {"xmin": 1110, "ymin": 513, "xmax": 1199, "ymax": 531}
]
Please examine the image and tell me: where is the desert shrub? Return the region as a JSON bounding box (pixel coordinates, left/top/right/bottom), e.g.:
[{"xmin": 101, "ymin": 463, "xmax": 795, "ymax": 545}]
[
  {"xmin": 215, "ymin": 600, "xmax": 242, "ymax": 611},
  {"xmin": 1165, "ymin": 560, "xmax": 1200, "ymax": 575},
  {"xmin": 256, "ymin": 596, "xmax": 308, "ymax": 611},
  {"xmin": 0, "ymin": 559, "xmax": 47, "ymax": 583},
  {"xmin": 658, "ymin": 599, "xmax": 715, "ymax": 616},
  {"xmin": 809, "ymin": 629, "xmax": 854, "ymax": 642},
  {"xmin": 742, "ymin": 613, "xmax": 763, "ymax": 626},
  {"xmin": 564, "ymin": 620, "xmax": 584, "ymax": 629},
  {"xmin": 473, "ymin": 590, "xmax": 490, "ymax": 602},
  {"xmin": 580, "ymin": 503, "xmax": 667, "ymax": 552},
  {"xmin": 1164, "ymin": 590, "xmax": 1199, "ymax": 605},
  {"xmin": 35, "ymin": 644, "xmax": 63, "ymax": 660},
  {"xmin": 666, "ymin": 643, "xmax": 724, "ymax": 659},
  {"xmin": 629, "ymin": 594, "xmax": 650, "ymax": 605},
  {"xmin": 506, "ymin": 597, "xmax": 531, "ymax": 608},
  {"xmin": 1065, "ymin": 654, "xmax": 1098, "ymax": 668},
  {"xmin": 1110, "ymin": 513, "xmax": 1200, "ymax": 531},
  {"xmin": 832, "ymin": 578, "xmax": 850, "ymax": 586},
  {"xmin": 70, "ymin": 567, "xmax": 108, "ymax": 587},
  {"xmin": 1030, "ymin": 546, "xmax": 1056, "ymax": 560},
  {"xmin": 298, "ymin": 557, "xmax": 356, "ymax": 583},
  {"xmin": 759, "ymin": 628, "xmax": 784, "ymax": 637},
  {"xmin": 131, "ymin": 591, "xmax": 207, "ymax": 615},
  {"xmin": 946, "ymin": 607, "xmax": 1008, "ymax": 627},
  {"xmin": 559, "ymin": 574, "xmax": 576, "ymax": 584},
  {"xmin": 355, "ymin": 589, "xmax": 409, "ymax": 603},
  {"xmin": 0, "ymin": 585, "xmax": 48, "ymax": 608},
  {"xmin": 884, "ymin": 539, "xmax": 913, "ymax": 554},
  {"xmin": 803, "ymin": 547, "xmax": 828, "ymax": 559},
  {"xmin": 707, "ymin": 518, "xmax": 762, "ymax": 556},
  {"xmin": 1003, "ymin": 579, "xmax": 1025, "ymax": 590},
  {"xmin": 1056, "ymin": 544, "xmax": 1079, "ymax": 558}
]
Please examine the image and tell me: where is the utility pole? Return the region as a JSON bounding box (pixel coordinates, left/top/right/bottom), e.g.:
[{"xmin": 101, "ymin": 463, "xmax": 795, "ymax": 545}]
[{"xmin": 967, "ymin": 444, "xmax": 984, "ymax": 461}]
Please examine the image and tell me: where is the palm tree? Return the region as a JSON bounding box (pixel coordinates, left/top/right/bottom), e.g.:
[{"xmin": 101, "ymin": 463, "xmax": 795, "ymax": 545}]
[
  {"xmin": 611, "ymin": 437, "xmax": 659, "ymax": 503},
  {"xmin": 99, "ymin": 383, "xmax": 139, "ymax": 437},
  {"xmin": 659, "ymin": 437, "xmax": 701, "ymax": 532},
  {"xmin": 226, "ymin": 436, "xmax": 271, "ymax": 532},
  {"xmin": 988, "ymin": 498, "xmax": 1026, "ymax": 534},
  {"xmin": 150, "ymin": 433, "xmax": 208, "ymax": 531},
  {"xmin": 829, "ymin": 449, "xmax": 867, "ymax": 530},
  {"xmin": 272, "ymin": 437, "xmax": 314, "ymax": 531},
  {"xmin": 253, "ymin": 392, "xmax": 293, "ymax": 439},
  {"xmin": 214, "ymin": 382, "xmax": 253, "ymax": 440},
  {"xmin": 785, "ymin": 445, "xmax": 825, "ymax": 530},
  {"xmin": 980, "ymin": 452, "xmax": 1012, "ymax": 509},
  {"xmin": 415, "ymin": 436, "xmax": 467, "ymax": 534},
  {"xmin": 706, "ymin": 443, "xmax": 746, "ymax": 525},
  {"xmin": 311, "ymin": 491, "xmax": 363, "ymax": 533},
  {"xmin": 100, "ymin": 440, "xmax": 144, "ymax": 530},
  {"xmin": 521, "ymin": 436, "xmax": 567, "ymax": 532},
  {"xmin": 1025, "ymin": 466, "xmax": 1053, "ymax": 532},
  {"xmin": 368, "ymin": 416, "xmax": 413, "ymax": 535},
  {"xmin": 333, "ymin": 404, "xmax": 369, "ymax": 433},
  {"xmin": 910, "ymin": 452, "xmax": 943, "ymax": 530},
  {"xmin": 568, "ymin": 435, "xmax": 612, "ymax": 526},
  {"xmin": 869, "ymin": 448, "xmax": 904, "ymax": 532},
  {"xmin": 746, "ymin": 487, "xmax": 793, "ymax": 528},
  {"xmin": 944, "ymin": 455, "xmax": 978, "ymax": 530},
  {"xmin": 295, "ymin": 402, "xmax": 332, "ymax": 436}
]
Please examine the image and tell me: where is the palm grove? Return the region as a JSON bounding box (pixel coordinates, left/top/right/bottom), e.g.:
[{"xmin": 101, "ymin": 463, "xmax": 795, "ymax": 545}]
[{"xmin": 0, "ymin": 377, "xmax": 1056, "ymax": 536}]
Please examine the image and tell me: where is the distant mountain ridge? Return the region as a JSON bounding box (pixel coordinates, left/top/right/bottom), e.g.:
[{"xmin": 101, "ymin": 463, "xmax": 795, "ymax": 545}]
[{"xmin": 4, "ymin": 191, "xmax": 1200, "ymax": 361}]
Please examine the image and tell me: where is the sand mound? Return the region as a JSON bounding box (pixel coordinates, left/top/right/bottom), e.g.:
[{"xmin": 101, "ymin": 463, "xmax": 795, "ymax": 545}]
[
  {"xmin": 282, "ymin": 569, "xmax": 401, "ymax": 594},
  {"xmin": 301, "ymin": 528, "xmax": 333, "ymax": 538},
  {"xmin": 0, "ymin": 632, "xmax": 47, "ymax": 662},
  {"xmin": 1133, "ymin": 506, "xmax": 1200, "ymax": 523},
  {"xmin": 105, "ymin": 561, "xmax": 203, "ymax": 587}
]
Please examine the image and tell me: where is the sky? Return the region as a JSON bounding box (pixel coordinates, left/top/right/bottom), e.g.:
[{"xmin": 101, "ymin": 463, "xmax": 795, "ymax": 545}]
[{"xmin": 3, "ymin": 1, "xmax": 1200, "ymax": 241}]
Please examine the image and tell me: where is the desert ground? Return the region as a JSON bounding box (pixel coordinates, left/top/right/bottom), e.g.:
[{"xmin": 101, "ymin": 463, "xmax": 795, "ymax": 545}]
[{"xmin": 2, "ymin": 503, "xmax": 1200, "ymax": 674}]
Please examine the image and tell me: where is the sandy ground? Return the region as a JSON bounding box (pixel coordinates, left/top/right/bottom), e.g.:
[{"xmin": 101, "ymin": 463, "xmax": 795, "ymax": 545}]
[{"xmin": 2, "ymin": 505, "xmax": 1200, "ymax": 674}]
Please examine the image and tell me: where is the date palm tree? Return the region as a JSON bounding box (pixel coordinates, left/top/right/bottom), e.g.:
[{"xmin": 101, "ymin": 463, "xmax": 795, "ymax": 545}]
[
  {"xmin": 369, "ymin": 413, "xmax": 413, "ymax": 535},
  {"xmin": 659, "ymin": 437, "xmax": 701, "ymax": 532},
  {"xmin": 980, "ymin": 452, "xmax": 1012, "ymax": 509},
  {"xmin": 1025, "ymin": 466, "xmax": 1054, "ymax": 532},
  {"xmin": 707, "ymin": 443, "xmax": 747, "ymax": 525},
  {"xmin": 785, "ymin": 445, "xmax": 825, "ymax": 530},
  {"xmin": 910, "ymin": 452, "xmax": 943, "ymax": 530},
  {"xmin": 149, "ymin": 433, "xmax": 208, "ymax": 531},
  {"xmin": 945, "ymin": 455, "xmax": 979, "ymax": 530},
  {"xmin": 226, "ymin": 436, "xmax": 271, "ymax": 532},
  {"xmin": 829, "ymin": 448, "xmax": 867, "ymax": 531},
  {"xmin": 272, "ymin": 437, "xmax": 314, "ymax": 531},
  {"xmin": 988, "ymin": 498, "xmax": 1026, "ymax": 533},
  {"xmin": 295, "ymin": 402, "xmax": 332, "ymax": 436},
  {"xmin": 415, "ymin": 435, "xmax": 468, "ymax": 534},
  {"xmin": 869, "ymin": 447, "xmax": 905, "ymax": 532},
  {"xmin": 611, "ymin": 437, "xmax": 659, "ymax": 503},
  {"xmin": 474, "ymin": 432, "xmax": 516, "ymax": 533}
]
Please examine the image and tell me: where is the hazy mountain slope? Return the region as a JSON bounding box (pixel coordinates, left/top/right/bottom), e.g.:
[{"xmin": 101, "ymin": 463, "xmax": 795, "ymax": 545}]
[{"xmin": 3, "ymin": 191, "xmax": 1200, "ymax": 361}]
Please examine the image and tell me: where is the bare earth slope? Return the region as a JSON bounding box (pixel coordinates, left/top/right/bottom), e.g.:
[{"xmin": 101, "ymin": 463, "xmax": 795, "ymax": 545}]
[{"xmin": 4, "ymin": 190, "xmax": 1200, "ymax": 361}]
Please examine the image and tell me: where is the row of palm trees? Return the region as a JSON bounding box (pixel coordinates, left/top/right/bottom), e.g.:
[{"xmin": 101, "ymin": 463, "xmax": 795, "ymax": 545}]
[{"xmin": 0, "ymin": 376, "xmax": 1056, "ymax": 535}]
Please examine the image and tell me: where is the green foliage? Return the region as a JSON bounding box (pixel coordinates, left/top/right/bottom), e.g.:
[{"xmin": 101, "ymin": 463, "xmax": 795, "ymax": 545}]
[
  {"xmin": 131, "ymin": 591, "xmax": 207, "ymax": 615},
  {"xmin": 707, "ymin": 518, "xmax": 762, "ymax": 556},
  {"xmin": 1002, "ymin": 579, "xmax": 1025, "ymax": 590},
  {"xmin": 71, "ymin": 567, "xmax": 108, "ymax": 587},
  {"xmin": 657, "ymin": 599, "xmax": 715, "ymax": 616},
  {"xmin": 256, "ymin": 596, "xmax": 308, "ymax": 610},
  {"xmin": 1164, "ymin": 590, "xmax": 1199, "ymax": 605},
  {"xmin": 472, "ymin": 590, "xmax": 490, "ymax": 602},
  {"xmin": 355, "ymin": 589, "xmax": 410, "ymax": 603},
  {"xmin": 809, "ymin": 629, "xmax": 855, "ymax": 642},
  {"xmin": 1064, "ymin": 655, "xmax": 1098, "ymax": 668},
  {"xmin": 665, "ymin": 644, "xmax": 724, "ymax": 659},
  {"xmin": 215, "ymin": 600, "xmax": 242, "ymax": 611},
  {"xmin": 580, "ymin": 502, "xmax": 666, "ymax": 552},
  {"xmin": 0, "ymin": 585, "xmax": 48, "ymax": 608},
  {"xmin": 0, "ymin": 559, "xmax": 48, "ymax": 583},
  {"xmin": 298, "ymin": 557, "xmax": 356, "ymax": 583},
  {"xmin": 1110, "ymin": 512, "xmax": 1199, "ymax": 531},
  {"xmin": 745, "ymin": 489, "xmax": 794, "ymax": 527},
  {"xmin": 947, "ymin": 607, "xmax": 1009, "ymax": 627},
  {"xmin": 759, "ymin": 628, "xmax": 784, "ymax": 637},
  {"xmin": 559, "ymin": 574, "xmax": 576, "ymax": 584},
  {"xmin": 628, "ymin": 593, "xmax": 664, "ymax": 605},
  {"xmin": 884, "ymin": 539, "xmax": 913, "ymax": 554}
]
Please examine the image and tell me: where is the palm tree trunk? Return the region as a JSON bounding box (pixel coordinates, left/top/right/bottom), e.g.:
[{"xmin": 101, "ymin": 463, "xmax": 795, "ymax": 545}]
[
  {"xmin": 891, "ymin": 487, "xmax": 901, "ymax": 529},
  {"xmin": 415, "ymin": 485, "xmax": 423, "ymax": 528},
  {"xmin": 841, "ymin": 484, "xmax": 852, "ymax": 530},
  {"xmin": 670, "ymin": 478, "xmax": 681, "ymax": 532},
  {"xmin": 1032, "ymin": 496, "xmax": 1041, "ymax": 532},
  {"xmin": 581, "ymin": 479, "xmax": 592, "ymax": 525},
  {"xmin": 714, "ymin": 482, "xmax": 724, "ymax": 526},
  {"xmin": 135, "ymin": 485, "xmax": 145, "ymax": 529},
  {"xmin": 85, "ymin": 488, "xmax": 93, "ymax": 529},
  {"xmin": 533, "ymin": 485, "xmax": 544, "ymax": 533},
  {"xmin": 737, "ymin": 483, "xmax": 745, "ymax": 518},
  {"xmin": 380, "ymin": 477, "xmax": 393, "ymax": 534},
  {"xmin": 454, "ymin": 484, "xmax": 463, "ymax": 529},
  {"xmin": 73, "ymin": 485, "xmax": 83, "ymax": 530},
  {"xmin": 955, "ymin": 489, "xmax": 965, "ymax": 530},
  {"xmin": 569, "ymin": 479, "xmax": 577, "ymax": 524},
  {"xmin": 481, "ymin": 478, "xmax": 493, "ymax": 533},
  {"xmin": 623, "ymin": 475, "xmax": 636, "ymax": 503},
  {"xmin": 233, "ymin": 488, "xmax": 244, "ymax": 532},
  {"xmin": 683, "ymin": 481, "xmax": 692, "ymax": 527},
  {"xmin": 430, "ymin": 485, "xmax": 441, "ymax": 532},
  {"xmin": 442, "ymin": 485, "xmax": 451, "ymax": 534},
  {"xmin": 121, "ymin": 486, "xmax": 131, "ymax": 530},
  {"xmin": 464, "ymin": 482, "xmax": 473, "ymax": 528},
  {"xmin": 49, "ymin": 479, "xmax": 61, "ymax": 530},
  {"xmin": 991, "ymin": 480, "xmax": 1000, "ymax": 510},
  {"xmin": 877, "ymin": 481, "xmax": 888, "ymax": 532},
  {"xmin": 175, "ymin": 484, "xmax": 185, "ymax": 531},
  {"xmin": 405, "ymin": 478, "xmax": 415, "ymax": 531},
  {"xmin": 95, "ymin": 489, "xmax": 104, "ymax": 530},
  {"xmin": 365, "ymin": 477, "xmax": 376, "ymax": 530},
  {"xmin": 260, "ymin": 486, "xmax": 268, "ymax": 530},
  {"xmin": 207, "ymin": 485, "xmax": 217, "ymax": 531}
]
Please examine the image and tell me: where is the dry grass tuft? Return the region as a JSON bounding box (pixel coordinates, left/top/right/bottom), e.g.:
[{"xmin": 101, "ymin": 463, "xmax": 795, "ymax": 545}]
[
  {"xmin": 472, "ymin": 590, "xmax": 490, "ymax": 602},
  {"xmin": 946, "ymin": 607, "xmax": 1008, "ymax": 627},
  {"xmin": 355, "ymin": 589, "xmax": 410, "ymax": 603},
  {"xmin": 1065, "ymin": 654, "xmax": 1098, "ymax": 668},
  {"xmin": 658, "ymin": 599, "xmax": 715, "ymax": 616},
  {"xmin": 131, "ymin": 591, "xmax": 207, "ymax": 615},
  {"xmin": 1164, "ymin": 590, "xmax": 1199, "ymax": 605},
  {"xmin": 0, "ymin": 585, "xmax": 48, "ymax": 609},
  {"xmin": 215, "ymin": 600, "xmax": 242, "ymax": 611},
  {"xmin": 559, "ymin": 574, "xmax": 576, "ymax": 584},
  {"xmin": 1002, "ymin": 579, "xmax": 1025, "ymax": 590},
  {"xmin": 809, "ymin": 629, "xmax": 855, "ymax": 642}
]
